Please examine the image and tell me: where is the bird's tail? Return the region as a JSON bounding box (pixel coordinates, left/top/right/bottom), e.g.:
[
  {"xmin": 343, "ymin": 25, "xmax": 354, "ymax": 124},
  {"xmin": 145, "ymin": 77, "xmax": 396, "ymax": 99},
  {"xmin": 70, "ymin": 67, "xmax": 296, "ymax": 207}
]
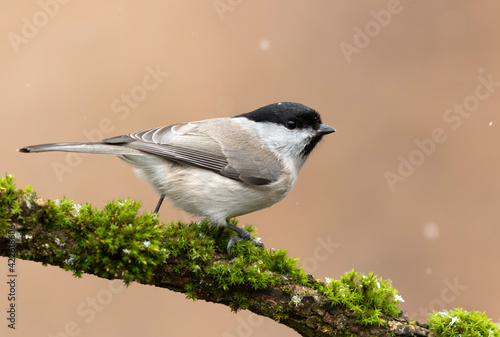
[{"xmin": 18, "ymin": 142, "xmax": 142, "ymax": 156}]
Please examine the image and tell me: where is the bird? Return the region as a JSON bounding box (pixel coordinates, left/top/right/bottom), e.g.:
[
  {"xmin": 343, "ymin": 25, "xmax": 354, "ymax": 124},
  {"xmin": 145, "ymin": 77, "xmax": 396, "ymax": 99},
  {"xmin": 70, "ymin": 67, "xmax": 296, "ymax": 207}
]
[{"xmin": 19, "ymin": 102, "xmax": 335, "ymax": 253}]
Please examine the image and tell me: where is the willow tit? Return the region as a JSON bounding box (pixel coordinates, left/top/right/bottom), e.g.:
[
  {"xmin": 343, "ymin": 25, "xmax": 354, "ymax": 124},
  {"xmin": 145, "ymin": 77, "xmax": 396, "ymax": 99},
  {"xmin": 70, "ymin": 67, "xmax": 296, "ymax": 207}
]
[{"xmin": 19, "ymin": 102, "xmax": 335, "ymax": 253}]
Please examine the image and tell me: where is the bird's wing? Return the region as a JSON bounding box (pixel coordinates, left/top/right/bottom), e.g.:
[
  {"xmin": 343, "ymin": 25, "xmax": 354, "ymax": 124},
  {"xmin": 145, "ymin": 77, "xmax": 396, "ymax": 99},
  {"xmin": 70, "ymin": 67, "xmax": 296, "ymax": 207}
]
[{"xmin": 103, "ymin": 119, "xmax": 282, "ymax": 185}]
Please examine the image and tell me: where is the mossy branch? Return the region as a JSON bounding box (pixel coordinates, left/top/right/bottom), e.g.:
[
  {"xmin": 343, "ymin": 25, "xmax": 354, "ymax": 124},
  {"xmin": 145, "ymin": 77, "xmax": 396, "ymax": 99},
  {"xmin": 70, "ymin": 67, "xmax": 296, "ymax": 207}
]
[{"xmin": 1, "ymin": 175, "xmax": 499, "ymax": 337}]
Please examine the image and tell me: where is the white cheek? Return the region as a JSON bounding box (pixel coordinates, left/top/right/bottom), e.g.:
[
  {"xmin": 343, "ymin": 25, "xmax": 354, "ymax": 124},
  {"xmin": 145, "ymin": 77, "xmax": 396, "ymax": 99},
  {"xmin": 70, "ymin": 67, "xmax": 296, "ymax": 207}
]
[{"xmin": 250, "ymin": 122, "xmax": 312, "ymax": 171}]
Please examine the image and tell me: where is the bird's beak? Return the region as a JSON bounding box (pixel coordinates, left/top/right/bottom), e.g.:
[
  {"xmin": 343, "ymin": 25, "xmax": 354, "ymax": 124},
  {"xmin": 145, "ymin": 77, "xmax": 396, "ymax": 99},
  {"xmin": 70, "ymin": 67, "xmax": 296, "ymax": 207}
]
[{"xmin": 317, "ymin": 124, "xmax": 336, "ymax": 135}]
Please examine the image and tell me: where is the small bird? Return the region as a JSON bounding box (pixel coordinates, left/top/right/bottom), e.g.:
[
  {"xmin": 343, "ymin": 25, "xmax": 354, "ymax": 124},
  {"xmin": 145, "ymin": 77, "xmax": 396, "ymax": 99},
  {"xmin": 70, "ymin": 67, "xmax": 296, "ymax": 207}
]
[{"xmin": 19, "ymin": 102, "xmax": 335, "ymax": 253}]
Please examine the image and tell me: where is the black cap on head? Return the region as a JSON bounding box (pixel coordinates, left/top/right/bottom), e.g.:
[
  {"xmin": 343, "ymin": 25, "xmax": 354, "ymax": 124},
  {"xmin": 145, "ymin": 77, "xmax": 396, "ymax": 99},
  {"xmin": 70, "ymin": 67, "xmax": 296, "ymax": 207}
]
[
  {"xmin": 234, "ymin": 102, "xmax": 324, "ymax": 132},
  {"xmin": 235, "ymin": 102, "xmax": 334, "ymax": 157}
]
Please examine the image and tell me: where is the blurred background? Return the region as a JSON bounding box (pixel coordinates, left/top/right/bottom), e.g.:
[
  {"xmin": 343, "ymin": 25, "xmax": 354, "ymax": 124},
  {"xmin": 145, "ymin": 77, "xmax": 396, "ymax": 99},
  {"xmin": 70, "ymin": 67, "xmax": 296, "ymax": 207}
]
[{"xmin": 1, "ymin": 1, "xmax": 500, "ymax": 336}]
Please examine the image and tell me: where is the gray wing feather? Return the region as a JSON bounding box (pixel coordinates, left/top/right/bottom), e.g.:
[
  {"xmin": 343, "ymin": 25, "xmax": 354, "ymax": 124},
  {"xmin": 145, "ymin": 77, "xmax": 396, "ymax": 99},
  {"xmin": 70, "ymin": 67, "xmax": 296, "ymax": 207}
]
[{"xmin": 103, "ymin": 119, "xmax": 281, "ymax": 185}]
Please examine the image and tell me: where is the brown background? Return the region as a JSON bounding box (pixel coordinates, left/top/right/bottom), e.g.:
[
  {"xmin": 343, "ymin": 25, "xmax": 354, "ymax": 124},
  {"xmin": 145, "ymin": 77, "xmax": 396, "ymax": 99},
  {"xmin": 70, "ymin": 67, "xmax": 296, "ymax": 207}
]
[{"xmin": 1, "ymin": 1, "xmax": 500, "ymax": 336}]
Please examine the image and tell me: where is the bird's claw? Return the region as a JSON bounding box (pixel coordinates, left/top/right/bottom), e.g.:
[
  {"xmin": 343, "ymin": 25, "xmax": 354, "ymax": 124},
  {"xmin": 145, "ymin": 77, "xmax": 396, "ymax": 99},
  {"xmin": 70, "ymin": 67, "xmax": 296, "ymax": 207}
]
[{"xmin": 227, "ymin": 234, "xmax": 264, "ymax": 255}]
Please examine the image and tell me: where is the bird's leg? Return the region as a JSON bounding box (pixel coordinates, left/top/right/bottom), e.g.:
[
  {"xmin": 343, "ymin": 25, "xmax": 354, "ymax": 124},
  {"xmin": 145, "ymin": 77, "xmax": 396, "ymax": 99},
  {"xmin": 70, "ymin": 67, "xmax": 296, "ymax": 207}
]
[
  {"xmin": 225, "ymin": 222, "xmax": 264, "ymax": 255},
  {"xmin": 154, "ymin": 194, "xmax": 166, "ymax": 213}
]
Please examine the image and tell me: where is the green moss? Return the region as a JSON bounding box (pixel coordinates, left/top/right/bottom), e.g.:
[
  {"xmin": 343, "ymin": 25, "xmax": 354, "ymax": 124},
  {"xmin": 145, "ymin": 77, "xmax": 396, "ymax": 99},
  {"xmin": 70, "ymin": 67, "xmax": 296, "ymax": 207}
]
[
  {"xmin": 182, "ymin": 222, "xmax": 311, "ymax": 310},
  {"xmin": 154, "ymin": 217, "xmax": 312, "ymax": 311},
  {"xmin": 318, "ymin": 269, "xmax": 402, "ymax": 326},
  {"xmin": 0, "ymin": 174, "xmax": 406, "ymax": 326},
  {"xmin": 8, "ymin": 174, "xmax": 499, "ymax": 332},
  {"xmin": 428, "ymin": 308, "xmax": 500, "ymax": 337},
  {"xmin": 272, "ymin": 304, "xmax": 289, "ymax": 322},
  {"xmin": 0, "ymin": 174, "xmax": 15, "ymax": 236},
  {"xmin": 63, "ymin": 199, "xmax": 169, "ymax": 284},
  {"xmin": 0, "ymin": 174, "xmax": 34, "ymax": 236}
]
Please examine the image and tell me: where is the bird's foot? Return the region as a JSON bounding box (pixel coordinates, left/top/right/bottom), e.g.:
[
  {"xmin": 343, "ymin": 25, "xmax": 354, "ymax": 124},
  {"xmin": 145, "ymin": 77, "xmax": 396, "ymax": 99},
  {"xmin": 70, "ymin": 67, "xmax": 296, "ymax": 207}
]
[
  {"xmin": 227, "ymin": 234, "xmax": 264, "ymax": 255},
  {"xmin": 225, "ymin": 222, "xmax": 264, "ymax": 255}
]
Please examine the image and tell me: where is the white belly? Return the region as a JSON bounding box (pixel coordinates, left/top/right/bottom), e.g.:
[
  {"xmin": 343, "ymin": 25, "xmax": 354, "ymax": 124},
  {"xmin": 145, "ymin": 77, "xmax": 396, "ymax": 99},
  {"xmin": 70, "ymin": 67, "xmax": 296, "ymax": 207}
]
[{"xmin": 122, "ymin": 154, "xmax": 296, "ymax": 226}]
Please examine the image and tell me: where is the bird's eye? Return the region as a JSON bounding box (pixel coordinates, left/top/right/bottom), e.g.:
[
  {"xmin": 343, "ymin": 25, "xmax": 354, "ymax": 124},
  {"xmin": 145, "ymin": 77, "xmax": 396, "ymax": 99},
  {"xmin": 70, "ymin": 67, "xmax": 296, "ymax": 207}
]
[{"xmin": 286, "ymin": 120, "xmax": 297, "ymax": 130}]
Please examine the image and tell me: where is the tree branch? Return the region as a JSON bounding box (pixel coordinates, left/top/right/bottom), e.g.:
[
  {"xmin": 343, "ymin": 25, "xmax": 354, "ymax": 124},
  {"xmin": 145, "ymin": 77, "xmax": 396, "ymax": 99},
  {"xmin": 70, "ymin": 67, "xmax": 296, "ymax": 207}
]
[{"xmin": 0, "ymin": 175, "xmax": 446, "ymax": 336}]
